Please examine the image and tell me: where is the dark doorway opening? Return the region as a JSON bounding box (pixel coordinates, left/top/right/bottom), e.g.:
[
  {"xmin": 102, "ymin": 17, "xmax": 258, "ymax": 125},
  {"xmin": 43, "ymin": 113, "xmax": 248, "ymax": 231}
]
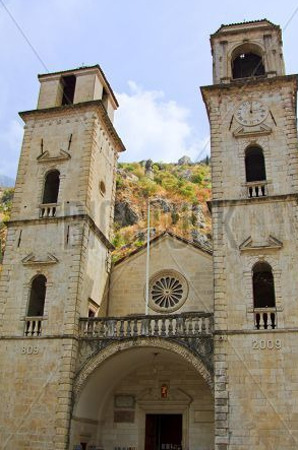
[
  {"xmin": 145, "ymin": 414, "xmax": 182, "ymax": 450},
  {"xmin": 245, "ymin": 146, "xmax": 266, "ymax": 182},
  {"xmin": 42, "ymin": 170, "xmax": 60, "ymax": 204},
  {"xmin": 232, "ymin": 52, "xmax": 265, "ymax": 79},
  {"xmin": 28, "ymin": 274, "xmax": 47, "ymax": 317}
]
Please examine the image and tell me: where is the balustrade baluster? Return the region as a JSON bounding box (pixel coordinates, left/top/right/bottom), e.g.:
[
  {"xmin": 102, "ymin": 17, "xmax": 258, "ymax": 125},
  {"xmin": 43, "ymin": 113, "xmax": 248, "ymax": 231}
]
[
  {"xmin": 77, "ymin": 313, "xmax": 213, "ymax": 340},
  {"xmin": 161, "ymin": 318, "xmax": 166, "ymax": 337},
  {"xmin": 141, "ymin": 318, "xmax": 149, "ymax": 336},
  {"xmin": 37, "ymin": 319, "xmax": 42, "ymax": 336},
  {"xmin": 31, "ymin": 320, "xmax": 36, "ymax": 336},
  {"xmin": 263, "ymin": 312, "xmax": 268, "ymax": 329},
  {"xmin": 94, "ymin": 320, "xmax": 100, "ymax": 336},
  {"xmin": 201, "ymin": 317, "xmax": 206, "ymax": 333},
  {"xmin": 126, "ymin": 320, "xmax": 132, "ymax": 337},
  {"xmin": 107, "ymin": 320, "xmax": 112, "ymax": 337},
  {"xmin": 133, "ymin": 319, "xmax": 138, "ymax": 336},
  {"xmin": 205, "ymin": 317, "xmax": 210, "ymax": 333},
  {"xmin": 33, "ymin": 320, "xmax": 39, "ymax": 336},
  {"xmin": 194, "ymin": 318, "xmax": 200, "ymax": 335},
  {"xmin": 99, "ymin": 320, "xmax": 105, "ymax": 337},
  {"xmin": 148, "ymin": 318, "xmax": 152, "ymax": 336},
  {"xmin": 176, "ymin": 317, "xmax": 183, "ymax": 335},
  {"xmin": 168, "ymin": 318, "xmax": 173, "ymax": 336},
  {"xmin": 119, "ymin": 320, "xmax": 124, "ymax": 337},
  {"xmin": 183, "ymin": 317, "xmax": 187, "ymax": 335},
  {"xmin": 87, "ymin": 320, "xmax": 93, "ymax": 336},
  {"xmin": 25, "ymin": 321, "xmax": 31, "ymax": 336},
  {"xmin": 188, "ymin": 318, "xmax": 193, "ymax": 335},
  {"xmin": 154, "ymin": 319, "xmax": 159, "ymax": 336}
]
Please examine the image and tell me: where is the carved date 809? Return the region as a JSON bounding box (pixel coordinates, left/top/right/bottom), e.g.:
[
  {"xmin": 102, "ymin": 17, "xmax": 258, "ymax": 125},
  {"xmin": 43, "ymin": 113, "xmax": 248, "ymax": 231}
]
[{"xmin": 21, "ymin": 346, "xmax": 39, "ymax": 355}]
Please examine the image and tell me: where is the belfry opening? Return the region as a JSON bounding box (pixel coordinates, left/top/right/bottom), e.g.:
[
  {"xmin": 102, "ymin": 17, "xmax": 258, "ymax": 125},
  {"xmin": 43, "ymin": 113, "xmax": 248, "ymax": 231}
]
[{"xmin": 231, "ymin": 44, "xmax": 265, "ymax": 79}]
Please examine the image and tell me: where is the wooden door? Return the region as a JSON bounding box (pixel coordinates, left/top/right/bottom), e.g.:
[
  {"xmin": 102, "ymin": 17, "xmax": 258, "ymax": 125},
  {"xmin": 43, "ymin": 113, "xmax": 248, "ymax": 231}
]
[{"xmin": 145, "ymin": 414, "xmax": 182, "ymax": 450}]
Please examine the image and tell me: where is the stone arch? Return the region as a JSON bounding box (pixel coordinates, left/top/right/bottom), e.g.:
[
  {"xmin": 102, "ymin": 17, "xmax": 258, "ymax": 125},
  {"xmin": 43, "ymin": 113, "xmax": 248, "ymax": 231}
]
[
  {"xmin": 252, "ymin": 261, "xmax": 275, "ymax": 309},
  {"xmin": 27, "ymin": 274, "xmax": 47, "ymax": 316},
  {"xmin": 245, "ymin": 144, "xmax": 266, "ymax": 182},
  {"xmin": 230, "ymin": 42, "xmax": 265, "ymax": 79},
  {"xmin": 73, "ymin": 338, "xmax": 213, "ymax": 402},
  {"xmin": 42, "ymin": 169, "xmax": 60, "ymax": 204}
]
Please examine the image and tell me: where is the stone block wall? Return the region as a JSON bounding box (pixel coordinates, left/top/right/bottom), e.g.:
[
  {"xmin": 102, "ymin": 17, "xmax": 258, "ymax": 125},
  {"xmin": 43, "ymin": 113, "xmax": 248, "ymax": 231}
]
[{"xmin": 202, "ymin": 78, "xmax": 298, "ymax": 202}]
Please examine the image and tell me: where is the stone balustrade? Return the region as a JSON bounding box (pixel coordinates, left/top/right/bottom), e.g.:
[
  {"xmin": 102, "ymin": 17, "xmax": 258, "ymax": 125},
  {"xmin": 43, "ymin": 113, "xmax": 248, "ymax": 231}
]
[
  {"xmin": 39, "ymin": 203, "xmax": 58, "ymax": 218},
  {"xmin": 24, "ymin": 316, "xmax": 44, "ymax": 336},
  {"xmin": 79, "ymin": 312, "xmax": 213, "ymax": 339},
  {"xmin": 246, "ymin": 181, "xmax": 267, "ymax": 198},
  {"xmin": 254, "ymin": 308, "xmax": 277, "ymax": 330}
]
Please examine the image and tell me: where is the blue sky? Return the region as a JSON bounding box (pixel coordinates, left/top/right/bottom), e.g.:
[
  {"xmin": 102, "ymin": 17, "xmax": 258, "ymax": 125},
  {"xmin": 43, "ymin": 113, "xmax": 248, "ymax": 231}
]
[{"xmin": 1, "ymin": 0, "xmax": 298, "ymax": 178}]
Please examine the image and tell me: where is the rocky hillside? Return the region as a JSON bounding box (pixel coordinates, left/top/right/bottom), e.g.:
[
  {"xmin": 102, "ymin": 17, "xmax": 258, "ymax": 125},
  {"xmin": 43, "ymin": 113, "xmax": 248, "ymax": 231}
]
[
  {"xmin": 0, "ymin": 158, "xmax": 212, "ymax": 264},
  {"xmin": 113, "ymin": 158, "xmax": 211, "ymax": 261}
]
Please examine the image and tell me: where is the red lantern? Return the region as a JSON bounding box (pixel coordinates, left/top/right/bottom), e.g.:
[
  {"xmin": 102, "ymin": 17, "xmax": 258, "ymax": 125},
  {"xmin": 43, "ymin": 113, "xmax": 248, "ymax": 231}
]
[{"xmin": 161, "ymin": 384, "xmax": 168, "ymax": 398}]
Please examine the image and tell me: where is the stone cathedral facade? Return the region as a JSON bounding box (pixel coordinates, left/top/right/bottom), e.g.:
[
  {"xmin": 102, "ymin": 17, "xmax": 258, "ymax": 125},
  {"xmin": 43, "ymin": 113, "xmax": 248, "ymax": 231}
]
[{"xmin": 1, "ymin": 19, "xmax": 298, "ymax": 450}]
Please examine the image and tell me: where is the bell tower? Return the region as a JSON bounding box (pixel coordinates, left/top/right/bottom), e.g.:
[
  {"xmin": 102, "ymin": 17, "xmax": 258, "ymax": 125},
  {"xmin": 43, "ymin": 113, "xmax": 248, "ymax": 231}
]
[
  {"xmin": 0, "ymin": 65, "xmax": 125, "ymax": 449},
  {"xmin": 202, "ymin": 20, "xmax": 298, "ymax": 449}
]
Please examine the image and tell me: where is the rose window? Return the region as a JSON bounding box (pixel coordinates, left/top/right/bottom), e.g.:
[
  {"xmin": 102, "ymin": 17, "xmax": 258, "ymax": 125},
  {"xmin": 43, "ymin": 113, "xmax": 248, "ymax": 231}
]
[{"xmin": 148, "ymin": 270, "xmax": 188, "ymax": 312}]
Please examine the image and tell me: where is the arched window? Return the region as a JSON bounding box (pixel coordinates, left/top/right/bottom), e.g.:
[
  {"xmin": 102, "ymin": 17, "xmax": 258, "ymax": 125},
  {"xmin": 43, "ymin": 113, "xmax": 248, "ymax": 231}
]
[
  {"xmin": 245, "ymin": 146, "xmax": 266, "ymax": 182},
  {"xmin": 28, "ymin": 275, "xmax": 47, "ymax": 317},
  {"xmin": 231, "ymin": 45, "xmax": 265, "ymax": 79},
  {"xmin": 253, "ymin": 262, "xmax": 275, "ymax": 308},
  {"xmin": 253, "ymin": 262, "xmax": 276, "ymax": 330},
  {"xmin": 42, "ymin": 170, "xmax": 60, "ymax": 204}
]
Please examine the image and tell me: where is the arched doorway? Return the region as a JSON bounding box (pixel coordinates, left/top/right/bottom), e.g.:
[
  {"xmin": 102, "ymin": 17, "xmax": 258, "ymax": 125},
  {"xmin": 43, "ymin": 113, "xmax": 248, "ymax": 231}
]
[{"xmin": 70, "ymin": 342, "xmax": 214, "ymax": 450}]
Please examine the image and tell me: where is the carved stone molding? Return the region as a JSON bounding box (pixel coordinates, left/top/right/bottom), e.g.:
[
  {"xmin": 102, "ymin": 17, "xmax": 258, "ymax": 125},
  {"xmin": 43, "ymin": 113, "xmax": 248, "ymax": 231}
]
[
  {"xmin": 22, "ymin": 252, "xmax": 59, "ymax": 265},
  {"xmin": 239, "ymin": 235, "xmax": 282, "ymax": 252},
  {"xmin": 37, "ymin": 149, "xmax": 71, "ymax": 163},
  {"xmin": 233, "ymin": 123, "xmax": 272, "ymax": 138}
]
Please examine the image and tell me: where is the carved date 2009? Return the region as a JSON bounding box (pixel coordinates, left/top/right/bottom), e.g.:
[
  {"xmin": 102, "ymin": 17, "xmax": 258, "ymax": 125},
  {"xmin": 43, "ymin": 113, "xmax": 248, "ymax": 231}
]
[{"xmin": 252, "ymin": 339, "xmax": 281, "ymax": 350}]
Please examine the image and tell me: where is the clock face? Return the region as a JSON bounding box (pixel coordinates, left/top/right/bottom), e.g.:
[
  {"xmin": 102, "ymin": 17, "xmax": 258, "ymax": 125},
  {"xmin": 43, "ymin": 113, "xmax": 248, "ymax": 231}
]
[{"xmin": 235, "ymin": 100, "xmax": 268, "ymax": 127}]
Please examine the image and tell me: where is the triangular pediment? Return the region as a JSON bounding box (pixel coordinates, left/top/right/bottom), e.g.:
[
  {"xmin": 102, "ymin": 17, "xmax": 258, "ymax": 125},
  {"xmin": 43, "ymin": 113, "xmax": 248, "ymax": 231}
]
[
  {"xmin": 37, "ymin": 149, "xmax": 71, "ymax": 162},
  {"xmin": 22, "ymin": 252, "xmax": 59, "ymax": 265},
  {"xmin": 233, "ymin": 123, "xmax": 272, "ymax": 138},
  {"xmin": 114, "ymin": 231, "xmax": 212, "ymax": 266},
  {"xmin": 239, "ymin": 235, "xmax": 283, "ymax": 252}
]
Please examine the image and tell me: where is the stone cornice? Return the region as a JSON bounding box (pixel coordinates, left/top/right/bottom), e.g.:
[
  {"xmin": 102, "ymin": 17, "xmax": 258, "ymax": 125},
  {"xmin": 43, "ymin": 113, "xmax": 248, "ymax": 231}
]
[
  {"xmin": 19, "ymin": 100, "xmax": 126, "ymax": 153},
  {"xmin": 210, "ymin": 193, "xmax": 298, "ymax": 208},
  {"xmin": 211, "ymin": 19, "xmax": 280, "ymax": 40},
  {"xmin": 201, "ymin": 74, "xmax": 298, "ymax": 100}
]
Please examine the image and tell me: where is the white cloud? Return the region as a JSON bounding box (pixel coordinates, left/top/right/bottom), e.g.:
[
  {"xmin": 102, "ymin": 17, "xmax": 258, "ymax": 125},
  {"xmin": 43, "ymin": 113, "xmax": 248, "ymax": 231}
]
[{"xmin": 115, "ymin": 82, "xmax": 209, "ymax": 163}]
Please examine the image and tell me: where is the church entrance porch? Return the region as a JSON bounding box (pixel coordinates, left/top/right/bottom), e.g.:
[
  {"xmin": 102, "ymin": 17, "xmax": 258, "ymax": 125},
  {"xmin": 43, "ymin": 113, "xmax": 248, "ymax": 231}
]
[
  {"xmin": 145, "ymin": 414, "xmax": 182, "ymax": 450},
  {"xmin": 70, "ymin": 342, "xmax": 214, "ymax": 450}
]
